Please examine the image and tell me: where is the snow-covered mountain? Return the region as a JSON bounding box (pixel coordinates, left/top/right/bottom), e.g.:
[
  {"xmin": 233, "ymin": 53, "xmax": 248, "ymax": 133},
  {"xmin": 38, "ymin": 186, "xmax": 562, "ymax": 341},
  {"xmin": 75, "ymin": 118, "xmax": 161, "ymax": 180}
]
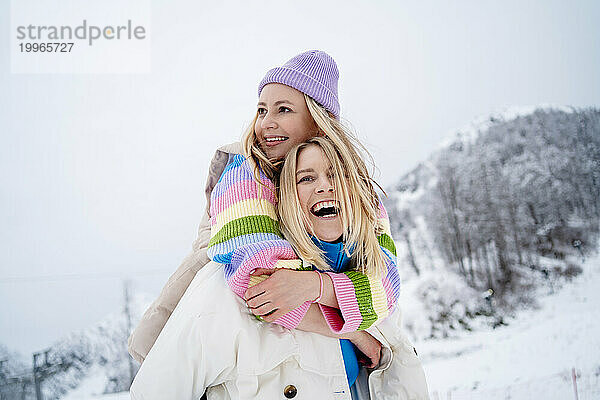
[
  {"xmin": 0, "ymin": 294, "xmax": 151, "ymax": 400},
  {"xmin": 385, "ymin": 106, "xmax": 600, "ymax": 341}
]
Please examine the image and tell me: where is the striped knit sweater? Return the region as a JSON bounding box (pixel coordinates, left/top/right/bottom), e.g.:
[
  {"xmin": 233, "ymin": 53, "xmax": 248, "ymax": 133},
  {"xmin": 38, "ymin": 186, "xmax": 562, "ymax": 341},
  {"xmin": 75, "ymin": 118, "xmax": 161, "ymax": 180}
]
[{"xmin": 207, "ymin": 153, "xmax": 401, "ymax": 333}]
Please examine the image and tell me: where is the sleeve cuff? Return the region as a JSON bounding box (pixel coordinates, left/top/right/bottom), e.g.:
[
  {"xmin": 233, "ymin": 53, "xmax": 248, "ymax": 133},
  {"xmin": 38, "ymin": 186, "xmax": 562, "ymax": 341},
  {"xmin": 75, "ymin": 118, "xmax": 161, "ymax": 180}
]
[{"xmin": 273, "ymin": 301, "xmax": 312, "ymax": 329}]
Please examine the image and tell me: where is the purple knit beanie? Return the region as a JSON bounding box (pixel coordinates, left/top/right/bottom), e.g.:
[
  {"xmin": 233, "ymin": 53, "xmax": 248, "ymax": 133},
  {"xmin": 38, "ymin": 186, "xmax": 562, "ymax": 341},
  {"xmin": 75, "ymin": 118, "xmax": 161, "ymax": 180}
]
[{"xmin": 258, "ymin": 50, "xmax": 340, "ymax": 119}]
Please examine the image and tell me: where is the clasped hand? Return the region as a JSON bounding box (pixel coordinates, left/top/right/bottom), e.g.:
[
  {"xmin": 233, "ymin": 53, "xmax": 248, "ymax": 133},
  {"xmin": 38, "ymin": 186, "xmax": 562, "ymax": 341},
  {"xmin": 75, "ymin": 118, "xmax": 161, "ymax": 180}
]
[{"xmin": 244, "ymin": 268, "xmax": 319, "ymax": 322}]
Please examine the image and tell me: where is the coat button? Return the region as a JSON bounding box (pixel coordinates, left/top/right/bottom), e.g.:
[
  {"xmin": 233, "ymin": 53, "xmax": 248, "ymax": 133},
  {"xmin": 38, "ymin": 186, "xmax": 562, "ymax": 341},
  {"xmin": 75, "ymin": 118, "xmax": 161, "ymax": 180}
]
[{"xmin": 284, "ymin": 384, "xmax": 297, "ymax": 398}]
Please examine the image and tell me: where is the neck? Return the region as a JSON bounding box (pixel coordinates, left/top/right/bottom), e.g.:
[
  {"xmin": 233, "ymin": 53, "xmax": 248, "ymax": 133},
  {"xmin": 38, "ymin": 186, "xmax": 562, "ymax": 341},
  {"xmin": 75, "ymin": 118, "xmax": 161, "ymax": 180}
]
[
  {"xmin": 310, "ymin": 235, "xmax": 351, "ymax": 272},
  {"xmin": 317, "ymin": 234, "xmax": 343, "ymax": 244}
]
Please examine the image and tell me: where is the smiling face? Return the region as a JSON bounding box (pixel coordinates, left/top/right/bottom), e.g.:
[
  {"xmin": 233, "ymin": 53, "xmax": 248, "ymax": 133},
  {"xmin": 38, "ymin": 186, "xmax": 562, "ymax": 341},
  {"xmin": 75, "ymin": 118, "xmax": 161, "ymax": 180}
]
[
  {"xmin": 295, "ymin": 144, "xmax": 343, "ymax": 242},
  {"xmin": 255, "ymin": 83, "xmax": 319, "ymax": 161}
]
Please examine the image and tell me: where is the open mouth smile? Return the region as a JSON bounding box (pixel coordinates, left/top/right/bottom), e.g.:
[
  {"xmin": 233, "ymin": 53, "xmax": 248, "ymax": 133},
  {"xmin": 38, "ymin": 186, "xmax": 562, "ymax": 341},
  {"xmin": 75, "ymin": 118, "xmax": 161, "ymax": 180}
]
[
  {"xmin": 310, "ymin": 200, "xmax": 339, "ymax": 219},
  {"xmin": 264, "ymin": 135, "xmax": 289, "ymax": 146}
]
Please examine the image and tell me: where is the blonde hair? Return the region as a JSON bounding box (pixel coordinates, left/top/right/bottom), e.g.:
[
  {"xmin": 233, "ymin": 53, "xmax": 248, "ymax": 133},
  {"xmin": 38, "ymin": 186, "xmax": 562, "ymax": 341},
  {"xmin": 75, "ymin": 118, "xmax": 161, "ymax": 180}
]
[
  {"xmin": 278, "ymin": 137, "xmax": 386, "ymax": 276},
  {"xmin": 240, "ymin": 93, "xmax": 386, "ymax": 275}
]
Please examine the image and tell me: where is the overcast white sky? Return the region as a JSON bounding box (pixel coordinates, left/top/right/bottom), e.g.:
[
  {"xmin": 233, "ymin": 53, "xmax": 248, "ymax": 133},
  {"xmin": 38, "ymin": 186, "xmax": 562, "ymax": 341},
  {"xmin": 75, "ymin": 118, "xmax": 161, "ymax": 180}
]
[{"xmin": 1, "ymin": 0, "xmax": 599, "ymax": 355}]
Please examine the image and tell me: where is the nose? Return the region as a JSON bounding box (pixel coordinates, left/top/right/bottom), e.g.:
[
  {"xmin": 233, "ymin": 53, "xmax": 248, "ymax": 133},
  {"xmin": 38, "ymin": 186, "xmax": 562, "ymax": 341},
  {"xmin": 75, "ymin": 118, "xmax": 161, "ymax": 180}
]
[
  {"xmin": 316, "ymin": 176, "xmax": 334, "ymax": 193},
  {"xmin": 260, "ymin": 111, "xmax": 277, "ymax": 130}
]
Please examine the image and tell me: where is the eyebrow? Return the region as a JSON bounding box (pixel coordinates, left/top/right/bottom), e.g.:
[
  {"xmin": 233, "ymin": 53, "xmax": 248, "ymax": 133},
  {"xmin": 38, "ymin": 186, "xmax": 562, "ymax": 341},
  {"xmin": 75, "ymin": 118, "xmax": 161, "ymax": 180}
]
[
  {"xmin": 296, "ymin": 168, "xmax": 315, "ymax": 175},
  {"xmin": 257, "ymin": 100, "xmax": 294, "ymax": 107}
]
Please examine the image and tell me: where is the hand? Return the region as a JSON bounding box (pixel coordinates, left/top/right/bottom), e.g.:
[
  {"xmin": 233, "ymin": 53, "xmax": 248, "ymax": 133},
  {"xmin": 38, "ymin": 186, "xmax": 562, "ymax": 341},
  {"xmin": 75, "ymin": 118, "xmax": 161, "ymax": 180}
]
[
  {"xmin": 244, "ymin": 268, "xmax": 319, "ymax": 322},
  {"xmin": 346, "ymin": 331, "xmax": 382, "ymax": 369}
]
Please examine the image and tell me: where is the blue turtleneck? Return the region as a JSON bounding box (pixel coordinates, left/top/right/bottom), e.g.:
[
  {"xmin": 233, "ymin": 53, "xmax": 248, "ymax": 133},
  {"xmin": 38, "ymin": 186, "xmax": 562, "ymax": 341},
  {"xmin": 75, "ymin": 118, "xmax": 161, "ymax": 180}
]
[{"xmin": 310, "ymin": 236, "xmax": 359, "ymax": 387}]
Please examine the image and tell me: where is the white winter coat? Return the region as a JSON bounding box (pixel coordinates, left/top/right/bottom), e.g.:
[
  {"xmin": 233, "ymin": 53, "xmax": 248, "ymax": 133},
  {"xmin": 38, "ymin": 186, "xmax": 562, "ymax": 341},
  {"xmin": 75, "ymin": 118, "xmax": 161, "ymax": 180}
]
[{"xmin": 130, "ymin": 261, "xmax": 429, "ymax": 400}]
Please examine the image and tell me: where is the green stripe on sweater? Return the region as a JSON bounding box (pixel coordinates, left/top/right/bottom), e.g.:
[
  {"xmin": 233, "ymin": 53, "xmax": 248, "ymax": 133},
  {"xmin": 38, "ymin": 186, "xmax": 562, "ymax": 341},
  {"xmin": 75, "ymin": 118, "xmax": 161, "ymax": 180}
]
[
  {"xmin": 208, "ymin": 215, "xmax": 281, "ymax": 247},
  {"xmin": 378, "ymin": 233, "xmax": 397, "ymax": 257},
  {"xmin": 344, "ymin": 271, "xmax": 378, "ymax": 330}
]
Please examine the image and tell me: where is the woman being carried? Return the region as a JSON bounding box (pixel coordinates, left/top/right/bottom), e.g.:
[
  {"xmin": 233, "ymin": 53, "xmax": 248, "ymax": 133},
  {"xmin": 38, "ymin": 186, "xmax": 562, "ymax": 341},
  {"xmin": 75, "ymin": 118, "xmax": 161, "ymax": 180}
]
[{"xmin": 277, "ymin": 136, "xmax": 400, "ymax": 385}]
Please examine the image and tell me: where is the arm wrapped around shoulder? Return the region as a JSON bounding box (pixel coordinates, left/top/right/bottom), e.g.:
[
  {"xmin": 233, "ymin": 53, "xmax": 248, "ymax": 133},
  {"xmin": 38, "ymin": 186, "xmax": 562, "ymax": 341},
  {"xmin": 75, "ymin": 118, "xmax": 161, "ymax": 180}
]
[{"xmin": 207, "ymin": 154, "xmax": 306, "ymax": 328}]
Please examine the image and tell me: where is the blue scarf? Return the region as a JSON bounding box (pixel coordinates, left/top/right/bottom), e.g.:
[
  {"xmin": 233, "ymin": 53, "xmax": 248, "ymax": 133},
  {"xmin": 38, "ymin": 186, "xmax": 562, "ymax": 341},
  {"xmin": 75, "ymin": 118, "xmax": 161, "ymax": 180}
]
[
  {"xmin": 310, "ymin": 236, "xmax": 352, "ymax": 272},
  {"xmin": 310, "ymin": 236, "xmax": 359, "ymax": 387}
]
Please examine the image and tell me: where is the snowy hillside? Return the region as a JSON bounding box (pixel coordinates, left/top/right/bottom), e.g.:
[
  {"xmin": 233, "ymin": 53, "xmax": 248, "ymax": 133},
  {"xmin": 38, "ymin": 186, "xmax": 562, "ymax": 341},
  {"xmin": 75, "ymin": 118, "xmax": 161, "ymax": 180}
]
[
  {"xmin": 386, "ymin": 106, "xmax": 600, "ymax": 341},
  {"xmin": 414, "ymin": 243, "xmax": 600, "ymax": 399},
  {"xmin": 0, "ymin": 293, "xmax": 151, "ymax": 400}
]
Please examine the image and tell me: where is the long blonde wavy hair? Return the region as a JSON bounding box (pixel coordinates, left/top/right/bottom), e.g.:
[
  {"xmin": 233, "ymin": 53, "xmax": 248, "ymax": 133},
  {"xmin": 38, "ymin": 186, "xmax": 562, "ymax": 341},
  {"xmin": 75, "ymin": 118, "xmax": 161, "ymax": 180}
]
[
  {"xmin": 277, "ymin": 137, "xmax": 386, "ymax": 276},
  {"xmin": 239, "ymin": 93, "xmax": 386, "ymax": 275}
]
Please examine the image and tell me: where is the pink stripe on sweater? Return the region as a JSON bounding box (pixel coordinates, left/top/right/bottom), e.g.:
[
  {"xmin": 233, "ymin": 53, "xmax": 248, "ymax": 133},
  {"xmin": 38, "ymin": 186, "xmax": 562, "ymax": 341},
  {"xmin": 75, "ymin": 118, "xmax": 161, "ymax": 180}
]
[
  {"xmin": 227, "ymin": 244, "xmax": 297, "ymax": 298},
  {"xmin": 228, "ymin": 272, "xmax": 251, "ymax": 298},
  {"xmin": 381, "ymin": 272, "xmax": 395, "ymax": 310},
  {"xmin": 321, "ymin": 272, "xmax": 362, "ymax": 333},
  {"xmin": 273, "ymin": 301, "xmax": 311, "ymax": 329},
  {"xmin": 377, "ymin": 201, "xmax": 388, "ymax": 220},
  {"xmin": 211, "ymin": 178, "xmax": 276, "ymax": 216},
  {"xmin": 225, "ymin": 241, "xmax": 308, "ymax": 330}
]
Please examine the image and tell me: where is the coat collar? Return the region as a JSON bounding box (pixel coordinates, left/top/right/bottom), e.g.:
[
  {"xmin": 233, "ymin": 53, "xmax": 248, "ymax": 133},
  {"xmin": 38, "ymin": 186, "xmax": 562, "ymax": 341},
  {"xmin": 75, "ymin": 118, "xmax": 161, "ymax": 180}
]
[{"xmin": 217, "ymin": 141, "xmax": 243, "ymax": 155}]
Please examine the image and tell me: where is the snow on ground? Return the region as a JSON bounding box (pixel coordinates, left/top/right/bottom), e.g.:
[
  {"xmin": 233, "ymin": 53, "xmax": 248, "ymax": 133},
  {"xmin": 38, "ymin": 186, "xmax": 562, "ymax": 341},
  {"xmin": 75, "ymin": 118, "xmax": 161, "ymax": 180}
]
[
  {"xmin": 413, "ymin": 248, "xmax": 600, "ymax": 400},
  {"xmin": 61, "ymin": 365, "xmax": 128, "ymax": 400},
  {"xmin": 65, "ymin": 392, "xmax": 129, "ymax": 400}
]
